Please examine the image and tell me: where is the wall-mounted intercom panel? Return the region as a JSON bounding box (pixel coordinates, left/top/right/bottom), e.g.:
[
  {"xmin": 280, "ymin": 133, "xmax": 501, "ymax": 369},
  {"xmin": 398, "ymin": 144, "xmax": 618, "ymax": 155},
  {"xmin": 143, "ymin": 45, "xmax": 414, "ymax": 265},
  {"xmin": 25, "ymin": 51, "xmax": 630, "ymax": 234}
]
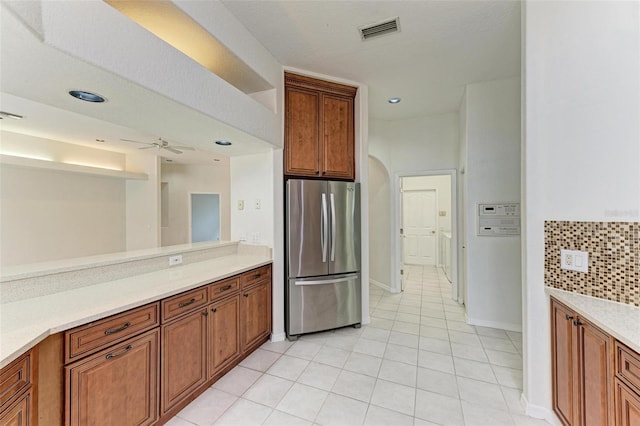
[{"xmin": 477, "ymin": 203, "xmax": 520, "ymax": 236}]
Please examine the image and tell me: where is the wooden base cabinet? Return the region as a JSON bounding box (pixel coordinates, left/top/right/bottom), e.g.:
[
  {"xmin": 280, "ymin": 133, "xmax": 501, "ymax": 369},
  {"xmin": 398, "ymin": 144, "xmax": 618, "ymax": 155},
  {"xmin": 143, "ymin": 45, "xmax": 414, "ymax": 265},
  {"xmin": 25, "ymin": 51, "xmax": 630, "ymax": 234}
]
[
  {"xmin": 65, "ymin": 329, "xmax": 159, "ymax": 426},
  {"xmin": 208, "ymin": 295, "xmax": 240, "ymax": 378},
  {"xmin": 0, "ymin": 389, "xmax": 32, "ymax": 426},
  {"xmin": 161, "ymin": 309, "xmax": 208, "ymax": 414},
  {"xmin": 241, "ymin": 280, "xmax": 272, "ymax": 351},
  {"xmin": 615, "ymin": 379, "xmax": 640, "ymax": 426},
  {"xmin": 551, "ymin": 298, "xmax": 614, "ymax": 426}
]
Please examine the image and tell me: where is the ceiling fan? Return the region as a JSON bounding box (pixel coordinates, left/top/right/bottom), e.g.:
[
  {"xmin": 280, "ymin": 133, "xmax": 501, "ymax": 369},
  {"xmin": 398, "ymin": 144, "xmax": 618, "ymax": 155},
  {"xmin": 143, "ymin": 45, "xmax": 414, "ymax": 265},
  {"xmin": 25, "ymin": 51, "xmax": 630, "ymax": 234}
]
[{"xmin": 120, "ymin": 137, "xmax": 196, "ymax": 154}]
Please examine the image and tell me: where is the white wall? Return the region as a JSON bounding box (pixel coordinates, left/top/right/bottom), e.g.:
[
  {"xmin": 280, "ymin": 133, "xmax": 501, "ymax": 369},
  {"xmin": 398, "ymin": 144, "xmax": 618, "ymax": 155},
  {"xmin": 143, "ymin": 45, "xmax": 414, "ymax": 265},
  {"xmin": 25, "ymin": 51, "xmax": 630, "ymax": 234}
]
[
  {"xmin": 461, "ymin": 77, "xmax": 522, "ymax": 331},
  {"xmin": 161, "ymin": 163, "xmax": 231, "ymax": 246},
  {"xmin": 0, "ymin": 132, "xmax": 133, "ymax": 266},
  {"xmin": 523, "ymin": 1, "xmax": 640, "ymax": 419},
  {"xmin": 126, "ymin": 153, "xmax": 160, "ymax": 251},
  {"xmin": 230, "ymin": 151, "xmax": 274, "ymax": 247},
  {"xmin": 368, "ymin": 156, "xmax": 392, "ymax": 289},
  {"xmin": 0, "ymin": 166, "xmax": 126, "ymax": 266},
  {"xmin": 369, "ymin": 113, "xmax": 460, "ymax": 174}
]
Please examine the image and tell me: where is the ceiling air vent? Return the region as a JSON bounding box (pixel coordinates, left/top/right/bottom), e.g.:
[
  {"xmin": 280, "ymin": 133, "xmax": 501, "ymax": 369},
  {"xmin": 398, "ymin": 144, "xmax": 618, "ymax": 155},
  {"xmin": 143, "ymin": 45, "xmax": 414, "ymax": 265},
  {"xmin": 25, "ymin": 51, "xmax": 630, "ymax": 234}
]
[{"xmin": 359, "ymin": 17, "xmax": 400, "ymax": 40}]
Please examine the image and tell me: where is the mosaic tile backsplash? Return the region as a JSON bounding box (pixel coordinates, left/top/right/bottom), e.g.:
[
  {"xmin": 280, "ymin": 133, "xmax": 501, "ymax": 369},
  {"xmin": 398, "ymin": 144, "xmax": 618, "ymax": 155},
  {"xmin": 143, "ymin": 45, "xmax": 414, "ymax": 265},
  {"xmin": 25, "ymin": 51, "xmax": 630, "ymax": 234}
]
[{"xmin": 545, "ymin": 221, "xmax": 639, "ymax": 306}]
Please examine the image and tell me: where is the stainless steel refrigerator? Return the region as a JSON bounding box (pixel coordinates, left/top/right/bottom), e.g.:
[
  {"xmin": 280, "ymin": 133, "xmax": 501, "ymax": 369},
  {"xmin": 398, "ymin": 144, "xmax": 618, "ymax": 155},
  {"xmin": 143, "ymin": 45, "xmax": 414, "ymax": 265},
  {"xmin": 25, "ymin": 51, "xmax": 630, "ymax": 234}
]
[{"xmin": 286, "ymin": 179, "xmax": 361, "ymax": 339}]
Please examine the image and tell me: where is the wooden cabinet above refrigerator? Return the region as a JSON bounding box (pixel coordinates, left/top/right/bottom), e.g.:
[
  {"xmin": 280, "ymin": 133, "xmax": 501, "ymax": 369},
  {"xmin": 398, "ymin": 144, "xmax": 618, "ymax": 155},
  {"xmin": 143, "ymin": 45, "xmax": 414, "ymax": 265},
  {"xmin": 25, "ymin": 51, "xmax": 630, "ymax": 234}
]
[{"xmin": 284, "ymin": 72, "xmax": 357, "ymax": 181}]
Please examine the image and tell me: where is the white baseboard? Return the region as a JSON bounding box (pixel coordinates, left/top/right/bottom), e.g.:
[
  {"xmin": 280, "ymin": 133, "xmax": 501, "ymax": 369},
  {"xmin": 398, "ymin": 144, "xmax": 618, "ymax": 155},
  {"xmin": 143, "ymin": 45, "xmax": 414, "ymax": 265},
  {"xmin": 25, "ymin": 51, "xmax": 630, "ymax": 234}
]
[
  {"xmin": 270, "ymin": 331, "xmax": 286, "ymax": 342},
  {"xmin": 465, "ymin": 315, "xmax": 522, "ymax": 332},
  {"xmin": 521, "ymin": 394, "xmax": 562, "ymax": 425},
  {"xmin": 370, "ymin": 279, "xmax": 391, "ymax": 292}
]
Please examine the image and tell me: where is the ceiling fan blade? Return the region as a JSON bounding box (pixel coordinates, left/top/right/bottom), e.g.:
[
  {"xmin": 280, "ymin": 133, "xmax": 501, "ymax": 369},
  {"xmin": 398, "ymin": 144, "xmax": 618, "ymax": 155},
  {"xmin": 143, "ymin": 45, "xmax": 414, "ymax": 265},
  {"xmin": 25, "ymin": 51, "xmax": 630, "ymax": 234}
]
[
  {"xmin": 164, "ymin": 146, "xmax": 182, "ymax": 154},
  {"xmin": 121, "ymin": 138, "xmax": 154, "ymax": 146},
  {"xmin": 138, "ymin": 146, "xmax": 157, "ymax": 150},
  {"xmin": 172, "ymin": 146, "xmax": 196, "ymax": 151}
]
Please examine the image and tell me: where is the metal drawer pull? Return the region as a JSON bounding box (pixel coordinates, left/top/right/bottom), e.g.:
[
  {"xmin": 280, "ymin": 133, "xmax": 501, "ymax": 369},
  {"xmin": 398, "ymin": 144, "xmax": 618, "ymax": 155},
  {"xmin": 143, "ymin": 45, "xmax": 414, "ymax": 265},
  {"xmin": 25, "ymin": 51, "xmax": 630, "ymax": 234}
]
[
  {"xmin": 565, "ymin": 314, "xmax": 574, "ymax": 320},
  {"xmin": 212, "ymin": 308, "xmax": 217, "ymax": 313},
  {"xmin": 251, "ymin": 273, "xmax": 261, "ymax": 280},
  {"xmin": 104, "ymin": 322, "xmax": 131, "ymax": 335},
  {"xmin": 573, "ymin": 320, "xmax": 583, "ymax": 326},
  {"xmin": 220, "ymin": 285, "xmax": 233, "ymax": 292},
  {"xmin": 202, "ymin": 310, "xmax": 208, "ymax": 317},
  {"xmin": 179, "ymin": 298, "xmax": 197, "ymax": 308},
  {"xmin": 243, "ymin": 294, "xmax": 249, "ymax": 298},
  {"xmin": 105, "ymin": 345, "xmax": 132, "ymax": 360}
]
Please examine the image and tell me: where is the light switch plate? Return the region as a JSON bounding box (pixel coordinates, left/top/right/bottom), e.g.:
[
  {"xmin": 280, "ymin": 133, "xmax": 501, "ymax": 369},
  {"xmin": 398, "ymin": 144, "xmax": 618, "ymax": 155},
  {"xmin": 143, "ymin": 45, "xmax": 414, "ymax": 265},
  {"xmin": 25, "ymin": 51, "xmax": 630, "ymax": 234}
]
[
  {"xmin": 169, "ymin": 255, "xmax": 183, "ymax": 266},
  {"xmin": 560, "ymin": 249, "xmax": 588, "ymax": 273}
]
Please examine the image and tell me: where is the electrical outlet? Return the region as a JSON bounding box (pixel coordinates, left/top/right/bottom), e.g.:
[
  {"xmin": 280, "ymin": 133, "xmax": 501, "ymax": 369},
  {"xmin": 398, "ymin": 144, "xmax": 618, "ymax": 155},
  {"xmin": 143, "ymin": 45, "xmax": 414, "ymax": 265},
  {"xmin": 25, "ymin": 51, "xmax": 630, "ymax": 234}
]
[
  {"xmin": 560, "ymin": 249, "xmax": 588, "ymax": 273},
  {"xmin": 255, "ymin": 199, "xmax": 261, "ymax": 210},
  {"xmin": 169, "ymin": 255, "xmax": 183, "ymax": 266}
]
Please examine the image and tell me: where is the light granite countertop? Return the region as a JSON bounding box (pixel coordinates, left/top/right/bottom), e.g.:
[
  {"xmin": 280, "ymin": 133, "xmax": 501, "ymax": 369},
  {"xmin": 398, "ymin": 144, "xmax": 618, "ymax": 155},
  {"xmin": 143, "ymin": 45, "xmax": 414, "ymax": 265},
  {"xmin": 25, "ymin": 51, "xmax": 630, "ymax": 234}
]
[
  {"xmin": 546, "ymin": 288, "xmax": 640, "ymax": 354},
  {"xmin": 0, "ymin": 240, "xmax": 239, "ymax": 282},
  {"xmin": 0, "ymin": 251, "xmax": 271, "ymax": 368}
]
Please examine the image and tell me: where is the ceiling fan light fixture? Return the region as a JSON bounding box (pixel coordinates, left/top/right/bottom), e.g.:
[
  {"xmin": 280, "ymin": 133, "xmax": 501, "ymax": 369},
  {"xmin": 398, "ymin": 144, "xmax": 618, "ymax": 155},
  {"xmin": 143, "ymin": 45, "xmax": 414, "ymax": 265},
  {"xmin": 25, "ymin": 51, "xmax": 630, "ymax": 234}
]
[
  {"xmin": 69, "ymin": 90, "xmax": 106, "ymax": 103},
  {"xmin": 388, "ymin": 97, "xmax": 401, "ymax": 104},
  {"xmin": 215, "ymin": 140, "xmax": 232, "ymax": 146},
  {"xmin": 0, "ymin": 111, "xmax": 24, "ymax": 120}
]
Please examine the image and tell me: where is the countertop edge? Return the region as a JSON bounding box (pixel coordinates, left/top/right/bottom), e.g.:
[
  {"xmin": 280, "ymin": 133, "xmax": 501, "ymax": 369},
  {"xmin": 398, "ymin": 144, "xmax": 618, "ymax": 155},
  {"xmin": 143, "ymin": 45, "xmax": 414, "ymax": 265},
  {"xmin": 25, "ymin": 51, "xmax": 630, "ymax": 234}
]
[
  {"xmin": 546, "ymin": 287, "xmax": 640, "ymax": 354},
  {"xmin": 0, "ymin": 257, "xmax": 272, "ymax": 369}
]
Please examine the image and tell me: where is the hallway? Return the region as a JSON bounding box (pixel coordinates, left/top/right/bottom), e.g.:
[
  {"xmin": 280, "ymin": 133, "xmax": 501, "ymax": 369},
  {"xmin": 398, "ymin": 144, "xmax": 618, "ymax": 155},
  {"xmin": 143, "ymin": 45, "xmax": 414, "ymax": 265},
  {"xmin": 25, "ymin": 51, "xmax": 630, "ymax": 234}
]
[{"xmin": 166, "ymin": 265, "xmax": 546, "ymax": 426}]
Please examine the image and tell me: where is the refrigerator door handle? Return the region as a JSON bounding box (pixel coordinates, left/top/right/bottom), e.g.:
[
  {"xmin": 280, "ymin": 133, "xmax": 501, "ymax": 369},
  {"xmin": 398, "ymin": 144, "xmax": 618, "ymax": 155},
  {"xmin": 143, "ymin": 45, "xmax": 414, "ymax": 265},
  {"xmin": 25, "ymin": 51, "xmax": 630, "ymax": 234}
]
[
  {"xmin": 321, "ymin": 193, "xmax": 328, "ymax": 262},
  {"xmin": 330, "ymin": 193, "xmax": 336, "ymax": 261},
  {"xmin": 295, "ymin": 273, "xmax": 358, "ymax": 286}
]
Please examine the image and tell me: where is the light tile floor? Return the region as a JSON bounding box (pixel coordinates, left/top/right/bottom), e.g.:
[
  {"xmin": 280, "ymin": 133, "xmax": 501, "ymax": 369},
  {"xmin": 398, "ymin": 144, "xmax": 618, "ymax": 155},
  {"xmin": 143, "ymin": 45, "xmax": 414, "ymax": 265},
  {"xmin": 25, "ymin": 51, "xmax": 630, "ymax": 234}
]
[{"xmin": 167, "ymin": 265, "xmax": 549, "ymax": 426}]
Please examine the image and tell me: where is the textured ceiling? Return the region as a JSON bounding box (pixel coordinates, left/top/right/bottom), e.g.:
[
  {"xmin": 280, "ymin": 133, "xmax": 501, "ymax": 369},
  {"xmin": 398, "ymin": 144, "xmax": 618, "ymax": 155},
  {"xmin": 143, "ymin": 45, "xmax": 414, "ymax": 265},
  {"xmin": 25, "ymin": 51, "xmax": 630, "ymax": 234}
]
[{"xmin": 222, "ymin": 0, "xmax": 521, "ymax": 120}]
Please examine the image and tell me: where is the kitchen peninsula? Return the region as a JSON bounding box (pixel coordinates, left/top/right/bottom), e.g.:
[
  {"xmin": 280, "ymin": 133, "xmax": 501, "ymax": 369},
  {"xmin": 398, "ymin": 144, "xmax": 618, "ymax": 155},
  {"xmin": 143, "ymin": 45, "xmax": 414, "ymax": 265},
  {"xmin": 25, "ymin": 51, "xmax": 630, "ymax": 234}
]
[{"xmin": 0, "ymin": 241, "xmax": 272, "ymax": 425}]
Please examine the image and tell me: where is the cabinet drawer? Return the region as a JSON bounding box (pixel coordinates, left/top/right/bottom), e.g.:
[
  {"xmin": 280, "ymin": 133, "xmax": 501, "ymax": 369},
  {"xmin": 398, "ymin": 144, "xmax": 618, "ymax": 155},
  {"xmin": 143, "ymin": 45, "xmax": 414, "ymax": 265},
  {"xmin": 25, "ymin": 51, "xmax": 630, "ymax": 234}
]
[
  {"xmin": 65, "ymin": 303, "xmax": 159, "ymax": 364},
  {"xmin": 241, "ymin": 265, "xmax": 271, "ymax": 288},
  {"xmin": 0, "ymin": 350, "xmax": 32, "ymax": 409},
  {"xmin": 162, "ymin": 287, "xmax": 208, "ymax": 322},
  {"xmin": 0, "ymin": 387, "xmax": 32, "ymax": 426},
  {"xmin": 209, "ymin": 277, "xmax": 239, "ymax": 302},
  {"xmin": 617, "ymin": 341, "xmax": 640, "ymax": 393}
]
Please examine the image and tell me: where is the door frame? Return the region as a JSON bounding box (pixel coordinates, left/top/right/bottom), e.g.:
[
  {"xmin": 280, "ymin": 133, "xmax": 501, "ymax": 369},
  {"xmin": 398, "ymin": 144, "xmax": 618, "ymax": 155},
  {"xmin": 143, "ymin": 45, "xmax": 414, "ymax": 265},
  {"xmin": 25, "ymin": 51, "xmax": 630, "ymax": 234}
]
[
  {"xmin": 392, "ymin": 169, "xmax": 459, "ymax": 302},
  {"xmin": 188, "ymin": 192, "xmax": 221, "ymax": 244},
  {"xmin": 401, "ymin": 188, "xmax": 439, "ymax": 268}
]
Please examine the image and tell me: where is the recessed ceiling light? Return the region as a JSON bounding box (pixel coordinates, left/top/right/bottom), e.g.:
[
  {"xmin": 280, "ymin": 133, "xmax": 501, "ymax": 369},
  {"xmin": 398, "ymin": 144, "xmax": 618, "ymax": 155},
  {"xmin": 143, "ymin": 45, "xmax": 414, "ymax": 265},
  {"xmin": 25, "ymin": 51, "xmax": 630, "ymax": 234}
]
[
  {"xmin": 213, "ymin": 159, "xmax": 221, "ymax": 162},
  {"xmin": 215, "ymin": 140, "xmax": 232, "ymax": 146},
  {"xmin": 69, "ymin": 90, "xmax": 106, "ymax": 103},
  {"xmin": 165, "ymin": 159, "xmax": 173, "ymax": 162},
  {"xmin": 95, "ymin": 139, "xmax": 105, "ymax": 143},
  {"xmin": 0, "ymin": 111, "xmax": 24, "ymax": 120},
  {"xmin": 388, "ymin": 97, "xmax": 401, "ymax": 104}
]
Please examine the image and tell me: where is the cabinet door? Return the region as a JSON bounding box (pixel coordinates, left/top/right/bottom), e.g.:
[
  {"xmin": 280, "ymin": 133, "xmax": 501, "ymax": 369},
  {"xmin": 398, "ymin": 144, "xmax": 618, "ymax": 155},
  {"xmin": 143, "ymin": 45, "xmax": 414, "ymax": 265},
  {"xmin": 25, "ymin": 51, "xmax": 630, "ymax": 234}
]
[
  {"xmin": 551, "ymin": 299, "xmax": 577, "ymax": 425},
  {"xmin": 616, "ymin": 379, "xmax": 640, "ymax": 426},
  {"xmin": 578, "ymin": 319, "xmax": 614, "ymax": 426},
  {"xmin": 208, "ymin": 295, "xmax": 240, "ymax": 378},
  {"xmin": 0, "ymin": 389, "xmax": 32, "ymax": 426},
  {"xmin": 321, "ymin": 93, "xmax": 354, "ymax": 180},
  {"xmin": 66, "ymin": 329, "xmax": 159, "ymax": 426},
  {"xmin": 161, "ymin": 309, "xmax": 207, "ymax": 414},
  {"xmin": 285, "ymin": 86, "xmax": 320, "ymax": 177},
  {"xmin": 241, "ymin": 281, "xmax": 272, "ymax": 351}
]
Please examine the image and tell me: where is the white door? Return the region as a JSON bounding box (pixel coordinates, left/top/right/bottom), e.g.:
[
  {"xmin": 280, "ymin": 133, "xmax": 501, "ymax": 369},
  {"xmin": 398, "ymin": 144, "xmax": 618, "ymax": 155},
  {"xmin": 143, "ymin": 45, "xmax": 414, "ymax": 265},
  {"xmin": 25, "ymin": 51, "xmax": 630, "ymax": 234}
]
[{"xmin": 402, "ymin": 190, "xmax": 437, "ymax": 265}]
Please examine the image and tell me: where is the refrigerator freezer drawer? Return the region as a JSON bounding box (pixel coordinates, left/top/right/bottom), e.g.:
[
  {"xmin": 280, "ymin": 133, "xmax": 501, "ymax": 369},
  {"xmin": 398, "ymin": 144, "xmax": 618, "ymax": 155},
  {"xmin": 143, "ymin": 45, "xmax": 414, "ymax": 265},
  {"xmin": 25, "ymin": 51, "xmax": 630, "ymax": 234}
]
[{"xmin": 287, "ymin": 273, "xmax": 361, "ymax": 337}]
